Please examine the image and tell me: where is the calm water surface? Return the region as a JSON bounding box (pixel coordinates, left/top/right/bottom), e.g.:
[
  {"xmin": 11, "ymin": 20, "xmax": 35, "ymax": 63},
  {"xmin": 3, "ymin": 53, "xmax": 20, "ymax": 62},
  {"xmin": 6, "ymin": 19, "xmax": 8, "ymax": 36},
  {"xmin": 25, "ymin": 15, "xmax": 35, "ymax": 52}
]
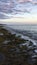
[{"xmin": 7, "ymin": 24, "xmax": 37, "ymax": 32}]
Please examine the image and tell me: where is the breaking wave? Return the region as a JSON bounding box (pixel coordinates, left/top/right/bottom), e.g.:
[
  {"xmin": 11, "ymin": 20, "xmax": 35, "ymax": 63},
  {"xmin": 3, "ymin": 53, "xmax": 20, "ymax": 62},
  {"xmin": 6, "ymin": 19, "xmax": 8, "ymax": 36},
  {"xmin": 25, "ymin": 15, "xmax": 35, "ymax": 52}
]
[{"xmin": 0, "ymin": 24, "xmax": 37, "ymax": 65}]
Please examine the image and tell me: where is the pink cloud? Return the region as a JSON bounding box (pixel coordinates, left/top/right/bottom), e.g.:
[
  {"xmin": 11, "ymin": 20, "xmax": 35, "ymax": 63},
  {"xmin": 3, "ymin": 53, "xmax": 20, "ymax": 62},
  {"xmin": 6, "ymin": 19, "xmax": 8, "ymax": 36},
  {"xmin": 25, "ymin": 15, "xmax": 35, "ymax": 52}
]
[
  {"xmin": 17, "ymin": 0, "xmax": 37, "ymax": 4},
  {"xmin": 17, "ymin": 0, "xmax": 32, "ymax": 3},
  {"xmin": 32, "ymin": 0, "xmax": 37, "ymax": 4}
]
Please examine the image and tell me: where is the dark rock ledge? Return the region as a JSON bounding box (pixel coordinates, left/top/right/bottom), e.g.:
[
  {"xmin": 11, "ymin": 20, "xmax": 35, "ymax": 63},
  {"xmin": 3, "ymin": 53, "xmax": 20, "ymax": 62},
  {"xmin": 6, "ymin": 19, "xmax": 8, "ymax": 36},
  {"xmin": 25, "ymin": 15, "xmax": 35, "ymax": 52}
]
[{"xmin": 0, "ymin": 24, "xmax": 37, "ymax": 65}]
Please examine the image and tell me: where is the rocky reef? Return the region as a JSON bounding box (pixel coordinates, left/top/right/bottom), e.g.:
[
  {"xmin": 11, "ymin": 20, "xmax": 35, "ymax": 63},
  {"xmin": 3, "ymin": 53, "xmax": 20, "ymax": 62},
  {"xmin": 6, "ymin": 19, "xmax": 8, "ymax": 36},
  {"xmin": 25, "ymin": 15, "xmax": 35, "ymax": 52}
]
[{"xmin": 0, "ymin": 24, "xmax": 37, "ymax": 65}]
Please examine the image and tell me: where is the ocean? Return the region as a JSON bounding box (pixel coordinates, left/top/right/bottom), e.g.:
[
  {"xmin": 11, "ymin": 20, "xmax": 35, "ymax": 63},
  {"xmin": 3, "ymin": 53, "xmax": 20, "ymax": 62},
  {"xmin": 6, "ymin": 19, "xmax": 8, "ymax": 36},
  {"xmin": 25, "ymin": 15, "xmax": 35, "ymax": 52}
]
[
  {"xmin": 0, "ymin": 24, "xmax": 37, "ymax": 65},
  {"xmin": 7, "ymin": 24, "xmax": 37, "ymax": 32}
]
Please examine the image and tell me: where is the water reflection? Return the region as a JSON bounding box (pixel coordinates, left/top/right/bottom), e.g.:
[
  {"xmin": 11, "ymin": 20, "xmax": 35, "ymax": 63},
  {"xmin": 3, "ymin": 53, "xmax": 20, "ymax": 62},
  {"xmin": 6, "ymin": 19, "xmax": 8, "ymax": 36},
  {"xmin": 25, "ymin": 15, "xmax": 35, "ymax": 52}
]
[{"xmin": 0, "ymin": 24, "xmax": 37, "ymax": 65}]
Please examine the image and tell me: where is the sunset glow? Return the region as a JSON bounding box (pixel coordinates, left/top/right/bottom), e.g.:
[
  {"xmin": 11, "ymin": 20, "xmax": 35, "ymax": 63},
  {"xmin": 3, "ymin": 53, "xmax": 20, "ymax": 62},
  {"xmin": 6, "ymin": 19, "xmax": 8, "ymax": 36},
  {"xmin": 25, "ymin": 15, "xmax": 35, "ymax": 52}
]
[
  {"xmin": 0, "ymin": 0, "xmax": 37, "ymax": 24},
  {"xmin": 0, "ymin": 14, "xmax": 37, "ymax": 24}
]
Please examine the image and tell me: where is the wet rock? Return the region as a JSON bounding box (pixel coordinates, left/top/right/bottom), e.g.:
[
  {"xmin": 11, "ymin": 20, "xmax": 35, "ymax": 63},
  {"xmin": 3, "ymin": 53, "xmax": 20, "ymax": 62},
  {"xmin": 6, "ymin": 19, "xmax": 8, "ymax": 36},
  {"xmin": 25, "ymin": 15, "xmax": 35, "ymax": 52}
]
[
  {"xmin": 0, "ymin": 53, "xmax": 5, "ymax": 64},
  {"xmin": 0, "ymin": 24, "xmax": 37, "ymax": 65}
]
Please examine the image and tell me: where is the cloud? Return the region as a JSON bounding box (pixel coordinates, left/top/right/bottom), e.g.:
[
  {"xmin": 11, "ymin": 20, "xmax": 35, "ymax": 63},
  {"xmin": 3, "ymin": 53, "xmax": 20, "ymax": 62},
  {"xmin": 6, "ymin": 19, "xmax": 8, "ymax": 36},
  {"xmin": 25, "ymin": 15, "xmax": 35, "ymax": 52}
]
[
  {"xmin": 16, "ymin": 0, "xmax": 32, "ymax": 3},
  {"xmin": 32, "ymin": 1, "xmax": 37, "ymax": 5},
  {"xmin": 0, "ymin": 0, "xmax": 37, "ymax": 19},
  {"xmin": 18, "ymin": 0, "xmax": 37, "ymax": 5},
  {"xmin": 0, "ymin": 12, "xmax": 12, "ymax": 19}
]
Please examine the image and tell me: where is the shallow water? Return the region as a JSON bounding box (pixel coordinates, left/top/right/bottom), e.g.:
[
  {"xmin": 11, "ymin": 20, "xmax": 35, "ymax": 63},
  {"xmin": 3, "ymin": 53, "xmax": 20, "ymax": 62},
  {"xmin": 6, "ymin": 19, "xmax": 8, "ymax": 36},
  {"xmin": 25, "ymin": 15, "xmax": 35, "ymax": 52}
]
[{"xmin": 0, "ymin": 24, "xmax": 37, "ymax": 65}]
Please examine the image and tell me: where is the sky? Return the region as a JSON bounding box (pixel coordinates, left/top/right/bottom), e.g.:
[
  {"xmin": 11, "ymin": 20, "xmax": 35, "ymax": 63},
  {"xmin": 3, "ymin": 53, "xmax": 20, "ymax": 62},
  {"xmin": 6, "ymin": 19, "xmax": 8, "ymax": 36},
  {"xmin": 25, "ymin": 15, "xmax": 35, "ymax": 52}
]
[{"xmin": 0, "ymin": 0, "xmax": 37, "ymax": 24}]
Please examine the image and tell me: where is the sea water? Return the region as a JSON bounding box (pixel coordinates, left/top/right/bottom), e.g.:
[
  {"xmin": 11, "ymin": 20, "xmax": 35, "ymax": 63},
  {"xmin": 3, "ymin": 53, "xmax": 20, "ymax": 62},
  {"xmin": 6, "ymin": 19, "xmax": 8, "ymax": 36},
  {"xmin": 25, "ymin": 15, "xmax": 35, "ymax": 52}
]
[
  {"xmin": 7, "ymin": 24, "xmax": 37, "ymax": 32},
  {"xmin": 0, "ymin": 24, "xmax": 37, "ymax": 65}
]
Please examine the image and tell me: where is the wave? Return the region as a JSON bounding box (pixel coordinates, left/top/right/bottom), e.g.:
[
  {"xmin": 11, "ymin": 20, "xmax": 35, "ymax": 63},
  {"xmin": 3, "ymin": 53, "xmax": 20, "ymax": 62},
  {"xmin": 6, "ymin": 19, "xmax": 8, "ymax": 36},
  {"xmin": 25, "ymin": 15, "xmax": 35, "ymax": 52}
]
[{"xmin": 0, "ymin": 24, "xmax": 37, "ymax": 65}]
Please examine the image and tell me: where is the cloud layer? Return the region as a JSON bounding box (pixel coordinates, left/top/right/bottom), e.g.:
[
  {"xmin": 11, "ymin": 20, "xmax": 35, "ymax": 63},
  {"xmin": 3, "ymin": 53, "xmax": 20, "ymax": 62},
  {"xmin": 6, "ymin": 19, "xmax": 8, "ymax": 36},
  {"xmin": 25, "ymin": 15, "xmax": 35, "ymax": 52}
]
[{"xmin": 0, "ymin": 0, "xmax": 37, "ymax": 19}]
